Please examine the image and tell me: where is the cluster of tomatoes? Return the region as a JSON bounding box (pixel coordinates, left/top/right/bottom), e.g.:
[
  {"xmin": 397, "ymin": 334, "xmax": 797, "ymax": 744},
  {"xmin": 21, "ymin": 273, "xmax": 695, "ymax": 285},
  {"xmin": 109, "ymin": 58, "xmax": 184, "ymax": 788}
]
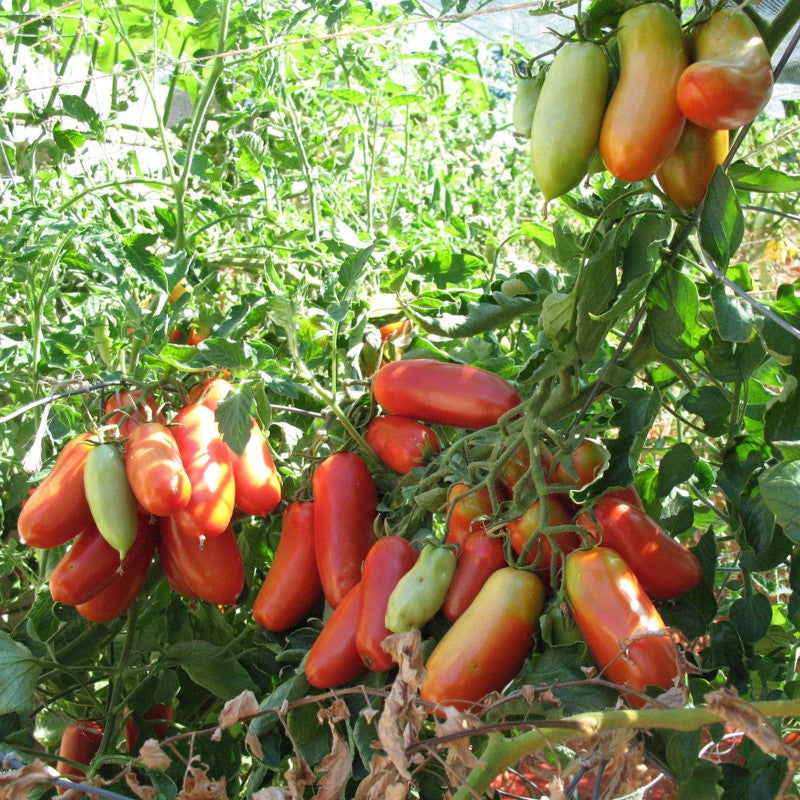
[
  {"xmin": 515, "ymin": 5, "xmax": 773, "ymax": 208},
  {"xmin": 17, "ymin": 379, "xmax": 281, "ymax": 622}
]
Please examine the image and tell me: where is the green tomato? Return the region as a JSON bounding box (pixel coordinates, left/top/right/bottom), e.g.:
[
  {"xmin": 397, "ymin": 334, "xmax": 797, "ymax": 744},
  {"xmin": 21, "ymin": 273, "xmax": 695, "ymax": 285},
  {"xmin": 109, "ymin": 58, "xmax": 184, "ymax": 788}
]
[
  {"xmin": 530, "ymin": 41, "xmax": 609, "ymax": 201},
  {"xmin": 84, "ymin": 442, "xmax": 139, "ymax": 559},
  {"xmin": 512, "ymin": 71, "xmax": 545, "ymax": 137},
  {"xmin": 385, "ymin": 543, "xmax": 457, "ymax": 633}
]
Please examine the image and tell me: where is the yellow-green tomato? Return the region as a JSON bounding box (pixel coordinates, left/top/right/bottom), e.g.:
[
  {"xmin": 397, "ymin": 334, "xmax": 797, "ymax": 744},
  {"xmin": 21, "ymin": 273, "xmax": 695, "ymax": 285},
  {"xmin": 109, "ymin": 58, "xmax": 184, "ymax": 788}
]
[
  {"xmin": 84, "ymin": 442, "xmax": 138, "ymax": 559},
  {"xmin": 384, "ymin": 543, "xmax": 456, "ymax": 633},
  {"xmin": 512, "ymin": 72, "xmax": 544, "ymax": 137},
  {"xmin": 530, "ymin": 41, "xmax": 609, "ymax": 201}
]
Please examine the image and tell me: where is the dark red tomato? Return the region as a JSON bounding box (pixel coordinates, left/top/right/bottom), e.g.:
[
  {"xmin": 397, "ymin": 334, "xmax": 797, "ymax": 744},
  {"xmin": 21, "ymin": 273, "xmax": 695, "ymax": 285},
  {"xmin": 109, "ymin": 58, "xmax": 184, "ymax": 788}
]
[
  {"xmin": 604, "ymin": 485, "xmax": 643, "ymax": 510},
  {"xmin": 305, "ymin": 583, "xmax": 366, "ymax": 689},
  {"xmin": 50, "ymin": 514, "xmax": 155, "ymax": 606},
  {"xmin": 76, "ymin": 522, "xmax": 156, "ymax": 622},
  {"xmin": 356, "ymin": 536, "xmax": 418, "ymax": 671},
  {"xmin": 228, "ymin": 420, "xmax": 282, "ymax": 517},
  {"xmin": 158, "ymin": 516, "xmax": 244, "ymax": 605},
  {"xmin": 564, "ymin": 547, "xmax": 680, "ymax": 706},
  {"xmin": 187, "ymin": 326, "xmax": 209, "ymax": 346},
  {"xmin": 253, "ymin": 502, "xmax": 322, "ymax": 632},
  {"xmin": 373, "ymin": 359, "xmax": 522, "ymax": 430},
  {"xmin": 57, "ymin": 721, "xmax": 103, "ymax": 786},
  {"xmin": 677, "ymin": 8, "xmax": 773, "ymax": 130},
  {"xmin": 577, "ymin": 495, "xmax": 702, "ymax": 600},
  {"xmin": 187, "ymin": 377, "xmax": 234, "ymax": 411},
  {"xmin": 420, "ymin": 568, "xmax": 545, "ymax": 711},
  {"xmin": 507, "ymin": 494, "xmax": 578, "ymax": 574},
  {"xmin": 125, "ymin": 422, "xmax": 191, "ymax": 516},
  {"xmin": 548, "ymin": 439, "xmax": 607, "ymax": 487},
  {"xmin": 446, "ymin": 482, "xmax": 494, "ymax": 547},
  {"xmin": 312, "ymin": 452, "xmax": 378, "ymax": 608},
  {"xmin": 599, "ymin": 3, "xmax": 687, "ymax": 182},
  {"xmin": 17, "ymin": 433, "xmax": 95, "ymax": 549},
  {"xmin": 365, "ymin": 415, "xmax": 440, "ymax": 474},
  {"xmin": 105, "ymin": 389, "xmax": 163, "ymax": 438},
  {"xmin": 442, "ymin": 532, "xmax": 507, "ymax": 622},
  {"xmin": 125, "ymin": 704, "xmax": 173, "ymax": 753}
]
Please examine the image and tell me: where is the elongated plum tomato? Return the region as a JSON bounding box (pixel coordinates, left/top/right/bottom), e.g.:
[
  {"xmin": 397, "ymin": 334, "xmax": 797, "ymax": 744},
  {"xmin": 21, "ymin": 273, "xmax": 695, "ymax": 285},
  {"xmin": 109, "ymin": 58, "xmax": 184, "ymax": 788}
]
[
  {"xmin": 253, "ymin": 502, "xmax": 322, "ymax": 632},
  {"xmin": 125, "ymin": 422, "xmax": 191, "ymax": 516},
  {"xmin": 656, "ymin": 122, "xmax": 728, "ymax": 209},
  {"xmin": 76, "ymin": 520, "xmax": 157, "ymax": 622},
  {"xmin": 564, "ymin": 547, "xmax": 680, "ymax": 706},
  {"xmin": 158, "ymin": 515, "xmax": 244, "ymax": 605},
  {"xmin": 507, "ymin": 494, "xmax": 579, "ymax": 574},
  {"xmin": 512, "ymin": 72, "xmax": 544, "ymax": 137},
  {"xmin": 356, "ymin": 536, "xmax": 418, "ymax": 671},
  {"xmin": 445, "ymin": 482, "xmax": 494, "ymax": 547},
  {"xmin": 50, "ymin": 513, "xmax": 155, "ymax": 606},
  {"xmin": 677, "ymin": 8, "xmax": 773, "ymax": 130},
  {"xmin": 228, "ymin": 419, "xmax": 282, "ymax": 517},
  {"xmin": 442, "ymin": 532, "xmax": 507, "ymax": 622},
  {"xmin": 187, "ymin": 377, "xmax": 234, "ymax": 411},
  {"xmin": 305, "ymin": 583, "xmax": 366, "ymax": 689},
  {"xmin": 365, "ymin": 415, "xmax": 440, "ymax": 474},
  {"xmin": 312, "ymin": 451, "xmax": 378, "ymax": 608},
  {"xmin": 547, "ymin": 438, "xmax": 608, "ymax": 487},
  {"xmin": 104, "ymin": 389, "xmax": 163, "ymax": 438},
  {"xmin": 599, "ymin": 3, "xmax": 687, "ymax": 182},
  {"xmin": 57, "ymin": 721, "xmax": 103, "ymax": 786},
  {"xmin": 421, "ymin": 568, "xmax": 545, "ymax": 711},
  {"xmin": 373, "ymin": 359, "xmax": 522, "ymax": 430},
  {"xmin": 125, "ymin": 704, "xmax": 173, "ymax": 753},
  {"xmin": 530, "ymin": 41, "xmax": 609, "ymax": 201},
  {"xmin": 577, "ymin": 495, "xmax": 702, "ymax": 600},
  {"xmin": 17, "ymin": 433, "xmax": 95, "ymax": 549},
  {"xmin": 84, "ymin": 442, "xmax": 139, "ymax": 559}
]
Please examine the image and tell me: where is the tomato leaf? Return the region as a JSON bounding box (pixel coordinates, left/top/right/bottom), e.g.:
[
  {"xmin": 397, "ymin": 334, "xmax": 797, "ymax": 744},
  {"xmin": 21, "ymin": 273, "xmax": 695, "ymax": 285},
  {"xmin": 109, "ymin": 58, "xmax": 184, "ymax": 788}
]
[
  {"xmin": 165, "ymin": 640, "xmax": 257, "ymax": 699},
  {"xmin": 646, "ymin": 269, "xmax": 702, "ymax": 358},
  {"xmin": 700, "ymin": 169, "xmax": 744, "ymax": 270},
  {"xmin": 664, "ymin": 729, "xmax": 703, "ymax": 781},
  {"xmin": 680, "ymin": 386, "xmax": 731, "ymax": 437},
  {"xmin": 729, "ymin": 592, "xmax": 772, "ymax": 643},
  {"xmin": 656, "ymin": 442, "xmax": 698, "ymax": 498},
  {"xmin": 0, "ymin": 631, "xmax": 41, "ymax": 714},
  {"xmin": 676, "ymin": 760, "xmax": 723, "ymax": 800},
  {"xmin": 758, "ymin": 460, "xmax": 800, "ymax": 543},
  {"xmin": 729, "ymin": 160, "xmax": 800, "ymax": 193},
  {"xmin": 711, "ymin": 284, "xmax": 757, "ymax": 343},
  {"xmin": 217, "ymin": 388, "xmax": 255, "ymax": 457}
]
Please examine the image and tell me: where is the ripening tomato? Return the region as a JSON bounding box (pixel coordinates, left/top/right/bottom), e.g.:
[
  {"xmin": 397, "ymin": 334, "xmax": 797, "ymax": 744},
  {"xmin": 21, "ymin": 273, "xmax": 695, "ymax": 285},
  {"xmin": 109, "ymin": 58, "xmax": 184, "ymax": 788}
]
[
  {"xmin": 50, "ymin": 514, "xmax": 155, "ymax": 606},
  {"xmin": 445, "ymin": 482, "xmax": 494, "ymax": 547},
  {"xmin": 125, "ymin": 423, "xmax": 191, "ymax": 516},
  {"xmin": 253, "ymin": 502, "xmax": 322, "ymax": 632},
  {"xmin": 441, "ymin": 532, "xmax": 507, "ymax": 622},
  {"xmin": 365, "ymin": 415, "xmax": 440, "ymax": 474},
  {"xmin": 228, "ymin": 420, "xmax": 282, "ymax": 517},
  {"xmin": 677, "ymin": 8, "xmax": 773, "ymax": 130},
  {"xmin": 76, "ymin": 521, "xmax": 156, "ymax": 622},
  {"xmin": 599, "ymin": 3, "xmax": 687, "ymax": 182},
  {"xmin": 547, "ymin": 438, "xmax": 608, "ymax": 487},
  {"xmin": 158, "ymin": 516, "xmax": 244, "ymax": 605},
  {"xmin": 530, "ymin": 41, "xmax": 609, "ymax": 201},
  {"xmin": 564, "ymin": 547, "xmax": 680, "ymax": 706},
  {"xmin": 312, "ymin": 452, "xmax": 378, "ymax": 608},
  {"xmin": 187, "ymin": 377, "xmax": 234, "ymax": 410},
  {"xmin": 498, "ymin": 444, "xmax": 531, "ymax": 493},
  {"xmin": 125, "ymin": 704, "xmax": 173, "ymax": 753},
  {"xmin": 656, "ymin": 122, "xmax": 728, "ymax": 209},
  {"xmin": 356, "ymin": 536, "xmax": 418, "ymax": 671},
  {"xmin": 57, "ymin": 721, "xmax": 103, "ymax": 786},
  {"xmin": 507, "ymin": 494, "xmax": 578, "ymax": 574},
  {"xmin": 421, "ymin": 568, "xmax": 545, "ymax": 711},
  {"xmin": 104, "ymin": 389, "xmax": 163, "ymax": 438},
  {"xmin": 577, "ymin": 495, "xmax": 702, "ymax": 600},
  {"xmin": 305, "ymin": 583, "xmax": 366, "ymax": 689},
  {"xmin": 379, "ymin": 319, "xmax": 411, "ymax": 342},
  {"xmin": 17, "ymin": 433, "xmax": 95, "ymax": 549},
  {"xmin": 373, "ymin": 359, "xmax": 522, "ymax": 430}
]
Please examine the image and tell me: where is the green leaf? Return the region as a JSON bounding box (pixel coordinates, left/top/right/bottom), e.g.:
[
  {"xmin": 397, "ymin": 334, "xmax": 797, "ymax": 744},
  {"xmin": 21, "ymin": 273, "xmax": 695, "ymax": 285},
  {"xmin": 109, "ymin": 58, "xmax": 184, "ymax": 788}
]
[
  {"xmin": 575, "ymin": 242, "xmax": 618, "ymax": 362},
  {"xmin": 413, "ymin": 293, "xmax": 540, "ymax": 338},
  {"xmin": 700, "ymin": 169, "xmax": 744, "ymax": 270},
  {"xmin": 165, "ymin": 641, "xmax": 257, "ymax": 699},
  {"xmin": 53, "ymin": 124, "xmax": 87, "ymax": 155},
  {"xmin": 60, "ymin": 94, "xmax": 103, "ymax": 137},
  {"xmin": 677, "ymin": 761, "xmax": 723, "ymax": 800},
  {"xmin": 216, "ymin": 389, "xmax": 254, "ymax": 456},
  {"xmin": 665, "ymin": 729, "xmax": 703, "ymax": 781},
  {"xmin": 646, "ymin": 269, "xmax": 702, "ymax": 359},
  {"xmin": 326, "ymin": 88, "xmax": 367, "ymax": 104},
  {"xmin": 0, "ymin": 632, "xmax": 41, "ymax": 714},
  {"xmin": 657, "ymin": 442, "xmax": 698, "ymax": 498},
  {"xmin": 520, "ymin": 221, "xmax": 558, "ymax": 261},
  {"xmin": 680, "ymin": 386, "xmax": 730, "ymax": 437},
  {"xmin": 759, "ymin": 460, "xmax": 800, "ymax": 543},
  {"xmin": 728, "ymin": 592, "xmax": 772, "ymax": 643},
  {"xmin": 729, "ymin": 160, "xmax": 800, "ymax": 193},
  {"xmin": 711, "ymin": 284, "xmax": 756, "ymax": 342}
]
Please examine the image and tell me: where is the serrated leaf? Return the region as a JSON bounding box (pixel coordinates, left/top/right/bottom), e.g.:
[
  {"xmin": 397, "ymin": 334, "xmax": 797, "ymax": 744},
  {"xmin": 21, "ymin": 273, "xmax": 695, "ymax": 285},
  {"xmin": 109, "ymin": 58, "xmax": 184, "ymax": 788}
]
[
  {"xmin": 413, "ymin": 293, "xmax": 539, "ymax": 338},
  {"xmin": 53, "ymin": 124, "xmax": 86, "ymax": 155},
  {"xmin": 677, "ymin": 761, "xmax": 723, "ymax": 800},
  {"xmin": 326, "ymin": 88, "xmax": 367, "ymax": 104},
  {"xmin": 196, "ymin": 338, "xmax": 248, "ymax": 369},
  {"xmin": 60, "ymin": 94, "xmax": 103, "ymax": 136},
  {"xmin": 700, "ymin": 169, "xmax": 744, "ymax": 270},
  {"xmin": 646, "ymin": 269, "xmax": 702, "ymax": 359},
  {"xmin": 728, "ymin": 592, "xmax": 772, "ymax": 643},
  {"xmin": 657, "ymin": 442, "xmax": 698, "ymax": 498},
  {"xmin": 0, "ymin": 632, "xmax": 42, "ymax": 714},
  {"xmin": 520, "ymin": 220, "xmax": 558, "ymax": 261},
  {"xmin": 758, "ymin": 460, "xmax": 800, "ymax": 543},
  {"xmin": 728, "ymin": 160, "xmax": 800, "ymax": 193},
  {"xmin": 541, "ymin": 291, "xmax": 574, "ymax": 348},
  {"xmin": 216, "ymin": 389, "xmax": 254, "ymax": 456},
  {"xmin": 165, "ymin": 641, "xmax": 257, "ymax": 699}
]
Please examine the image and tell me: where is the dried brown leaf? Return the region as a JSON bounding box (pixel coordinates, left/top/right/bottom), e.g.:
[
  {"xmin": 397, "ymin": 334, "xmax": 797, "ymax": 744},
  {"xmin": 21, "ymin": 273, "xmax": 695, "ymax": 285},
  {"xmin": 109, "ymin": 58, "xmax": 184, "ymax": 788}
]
[
  {"xmin": 213, "ymin": 690, "xmax": 259, "ymax": 740},
  {"xmin": 538, "ymin": 689, "xmax": 562, "ymax": 707},
  {"xmin": 139, "ymin": 739, "xmax": 172, "ymax": 771},
  {"xmin": 653, "ymin": 684, "xmax": 689, "ymax": 709},
  {"xmin": 361, "ymin": 707, "xmax": 378, "ymax": 725},
  {"xmin": 0, "ymin": 758, "xmax": 56, "ymax": 800},
  {"xmin": 317, "ymin": 699, "xmax": 350, "ymax": 726},
  {"xmin": 381, "ymin": 630, "xmax": 425, "ymax": 690},
  {"xmin": 285, "ymin": 756, "xmax": 315, "ymax": 800},
  {"xmin": 177, "ymin": 766, "xmax": 228, "ymax": 800},
  {"xmin": 125, "ymin": 771, "xmax": 158, "ymax": 800},
  {"xmin": 314, "ymin": 728, "xmax": 352, "ymax": 800},
  {"xmin": 252, "ymin": 788, "xmax": 291, "ymax": 800},
  {"xmin": 354, "ymin": 755, "xmax": 409, "ymax": 800},
  {"xmin": 548, "ymin": 774, "xmax": 567, "ymax": 800},
  {"xmin": 246, "ymin": 734, "xmax": 265, "ymax": 761},
  {"xmin": 434, "ymin": 706, "xmax": 481, "ymax": 774}
]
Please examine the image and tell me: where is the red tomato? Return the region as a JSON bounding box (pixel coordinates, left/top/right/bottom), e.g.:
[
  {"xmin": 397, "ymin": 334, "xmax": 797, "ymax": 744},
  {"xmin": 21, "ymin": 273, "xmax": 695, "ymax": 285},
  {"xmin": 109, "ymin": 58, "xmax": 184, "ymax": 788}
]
[
  {"xmin": 373, "ymin": 359, "xmax": 522, "ymax": 430},
  {"xmin": 312, "ymin": 452, "xmax": 378, "ymax": 608},
  {"xmin": 507, "ymin": 494, "xmax": 578, "ymax": 574},
  {"xmin": 365, "ymin": 415, "xmax": 440, "ymax": 474},
  {"xmin": 125, "ymin": 422, "xmax": 191, "ymax": 516},
  {"xmin": 17, "ymin": 433, "xmax": 95, "ymax": 549},
  {"xmin": 228, "ymin": 420, "xmax": 282, "ymax": 517},
  {"xmin": 305, "ymin": 583, "xmax": 366, "ymax": 689},
  {"xmin": 656, "ymin": 122, "xmax": 728, "ymax": 209},
  {"xmin": 577, "ymin": 495, "xmax": 702, "ymax": 600},
  {"xmin": 187, "ymin": 326, "xmax": 209, "ymax": 346},
  {"xmin": 125, "ymin": 704, "xmax": 173, "ymax": 753},
  {"xmin": 564, "ymin": 547, "xmax": 680, "ymax": 706},
  {"xmin": 187, "ymin": 377, "xmax": 234, "ymax": 410},
  {"xmin": 445, "ymin": 482, "xmax": 494, "ymax": 547},
  {"xmin": 604, "ymin": 485, "xmax": 643, "ymax": 510},
  {"xmin": 421, "ymin": 568, "xmax": 545, "ymax": 711},
  {"xmin": 677, "ymin": 8, "xmax": 773, "ymax": 130},
  {"xmin": 599, "ymin": 3, "xmax": 687, "ymax": 181},
  {"xmin": 441, "ymin": 532, "xmax": 507, "ymax": 622},
  {"xmin": 157, "ymin": 516, "xmax": 244, "ymax": 605},
  {"xmin": 547, "ymin": 439, "xmax": 607, "ymax": 487},
  {"xmin": 57, "ymin": 721, "xmax": 103, "ymax": 786},
  {"xmin": 379, "ymin": 319, "xmax": 411, "ymax": 342},
  {"xmin": 75, "ymin": 521, "xmax": 156, "ymax": 622},
  {"xmin": 356, "ymin": 536, "xmax": 418, "ymax": 671},
  {"xmin": 498, "ymin": 444, "xmax": 532, "ymax": 493},
  {"xmin": 50, "ymin": 514, "xmax": 155, "ymax": 606},
  {"xmin": 253, "ymin": 502, "xmax": 322, "ymax": 632},
  {"xmin": 104, "ymin": 389, "xmax": 163, "ymax": 438}
]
